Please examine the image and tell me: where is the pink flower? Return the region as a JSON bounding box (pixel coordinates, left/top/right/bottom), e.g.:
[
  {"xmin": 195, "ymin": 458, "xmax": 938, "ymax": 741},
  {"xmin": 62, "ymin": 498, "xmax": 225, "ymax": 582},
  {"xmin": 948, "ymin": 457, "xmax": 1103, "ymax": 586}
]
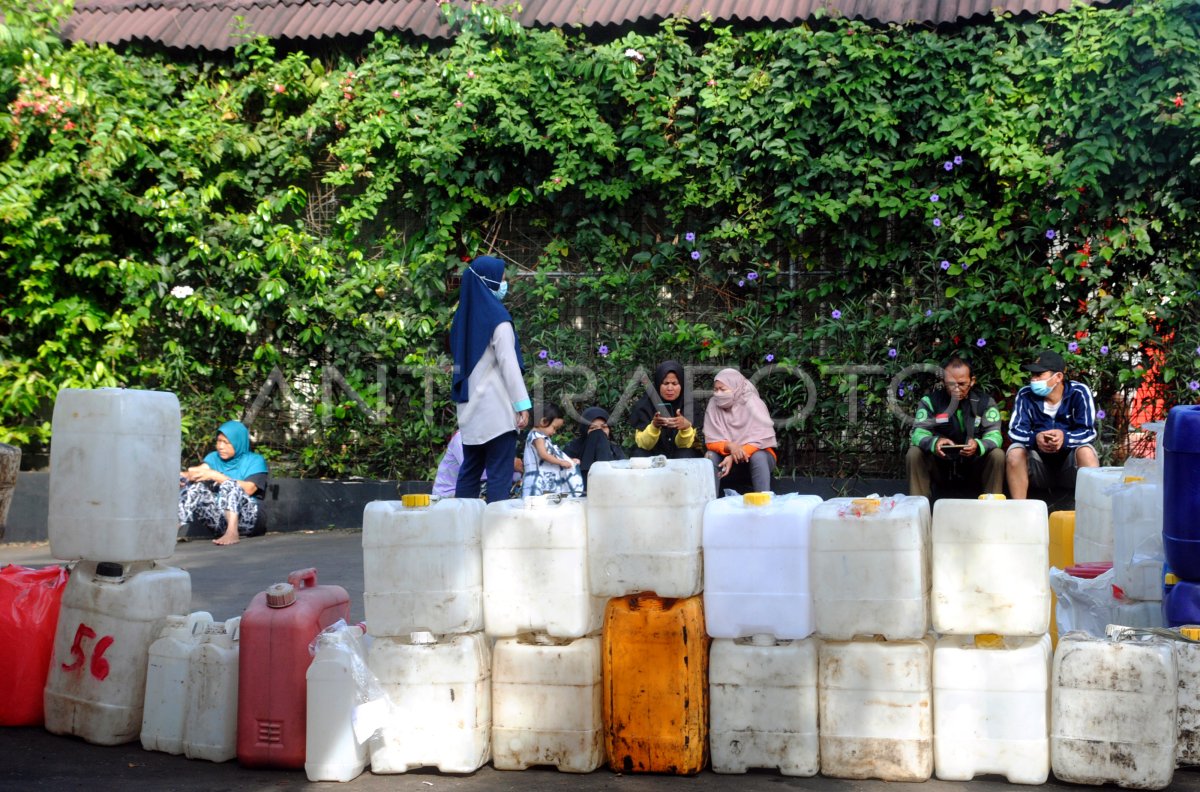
[{"xmin": 273, "ymin": 84, "xmax": 286, "ymax": 94}]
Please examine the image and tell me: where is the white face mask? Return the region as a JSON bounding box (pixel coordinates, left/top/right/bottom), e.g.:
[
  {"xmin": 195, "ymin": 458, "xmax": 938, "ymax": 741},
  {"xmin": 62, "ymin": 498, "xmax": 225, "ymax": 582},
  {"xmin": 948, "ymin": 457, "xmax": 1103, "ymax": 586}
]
[
  {"xmin": 472, "ymin": 268, "xmax": 507, "ymax": 300},
  {"xmin": 714, "ymin": 391, "xmax": 734, "ymax": 409}
]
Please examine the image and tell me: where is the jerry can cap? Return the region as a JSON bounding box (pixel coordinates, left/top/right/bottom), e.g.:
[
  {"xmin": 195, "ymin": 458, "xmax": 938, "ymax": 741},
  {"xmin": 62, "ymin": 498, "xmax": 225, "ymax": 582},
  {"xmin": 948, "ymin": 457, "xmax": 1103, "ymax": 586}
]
[
  {"xmin": 850, "ymin": 498, "xmax": 881, "ymax": 515},
  {"xmin": 743, "ymin": 492, "xmax": 772, "ymax": 507},
  {"xmin": 974, "ymin": 633, "xmax": 1005, "ymax": 649},
  {"xmin": 96, "ymin": 561, "xmax": 124, "ymax": 578},
  {"xmin": 402, "ymin": 493, "xmax": 431, "ymax": 508},
  {"xmin": 978, "ymin": 493, "xmax": 1007, "ymax": 501},
  {"xmin": 1124, "ymin": 475, "xmax": 1145, "ymax": 484},
  {"xmin": 1167, "ymin": 573, "xmax": 1181, "ymax": 585},
  {"xmin": 265, "ymin": 582, "xmax": 296, "ymax": 608},
  {"xmin": 1182, "ymin": 626, "xmax": 1200, "ymax": 641}
]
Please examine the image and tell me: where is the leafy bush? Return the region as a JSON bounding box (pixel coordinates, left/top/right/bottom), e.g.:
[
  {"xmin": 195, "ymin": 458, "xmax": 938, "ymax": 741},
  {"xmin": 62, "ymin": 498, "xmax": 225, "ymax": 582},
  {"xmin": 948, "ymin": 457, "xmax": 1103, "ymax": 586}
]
[{"xmin": 2, "ymin": 1, "xmax": 1198, "ymax": 478}]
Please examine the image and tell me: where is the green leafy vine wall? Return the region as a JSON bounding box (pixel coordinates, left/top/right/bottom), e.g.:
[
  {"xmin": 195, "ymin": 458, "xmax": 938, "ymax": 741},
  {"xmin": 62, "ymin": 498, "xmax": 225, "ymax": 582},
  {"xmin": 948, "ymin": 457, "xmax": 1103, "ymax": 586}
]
[{"xmin": 2, "ymin": 1, "xmax": 1198, "ymax": 479}]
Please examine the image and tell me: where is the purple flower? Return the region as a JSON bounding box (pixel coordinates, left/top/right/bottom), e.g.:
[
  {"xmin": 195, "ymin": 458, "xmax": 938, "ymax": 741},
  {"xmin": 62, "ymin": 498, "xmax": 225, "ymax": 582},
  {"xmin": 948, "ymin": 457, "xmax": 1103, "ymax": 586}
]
[
  {"xmin": 690, "ymin": 250, "xmax": 700, "ymax": 260},
  {"xmin": 940, "ymin": 260, "xmax": 951, "ymax": 271},
  {"xmin": 957, "ymin": 214, "xmax": 964, "ymax": 220},
  {"xmin": 898, "ymin": 387, "xmax": 906, "ymax": 398},
  {"xmin": 538, "ymin": 349, "xmax": 548, "ymax": 359},
  {"xmin": 765, "ymin": 353, "xmax": 775, "ymax": 363},
  {"xmin": 953, "ymin": 155, "xmax": 963, "ymax": 165},
  {"xmin": 831, "ymin": 309, "xmax": 842, "ymax": 320},
  {"xmin": 737, "ymin": 279, "xmax": 745, "ymax": 287},
  {"xmin": 925, "ymin": 309, "xmax": 933, "ymax": 317},
  {"xmin": 976, "ymin": 338, "xmax": 987, "ymax": 347},
  {"xmin": 930, "ymin": 193, "xmax": 940, "ymax": 203},
  {"xmin": 1068, "ymin": 341, "xmax": 1079, "ymax": 353},
  {"xmin": 933, "ymin": 218, "xmax": 942, "ymax": 227},
  {"xmin": 747, "ymin": 271, "xmax": 758, "ymax": 280},
  {"xmin": 1195, "ymin": 345, "xmax": 1200, "ymax": 356},
  {"xmin": 962, "ymin": 263, "xmax": 970, "ymax": 270},
  {"xmin": 1191, "ymin": 381, "xmax": 1200, "ymax": 392},
  {"xmin": 1046, "ymin": 229, "xmax": 1057, "ymax": 240},
  {"xmin": 1097, "ymin": 409, "xmax": 1107, "ymax": 420},
  {"xmin": 1100, "ymin": 345, "xmax": 1109, "ymax": 355},
  {"xmin": 685, "ymin": 232, "xmax": 695, "ymax": 242},
  {"xmin": 598, "ymin": 344, "xmax": 609, "ymax": 357},
  {"xmin": 943, "ymin": 161, "xmax": 953, "ymax": 171},
  {"xmin": 888, "ymin": 348, "xmax": 898, "ymax": 359}
]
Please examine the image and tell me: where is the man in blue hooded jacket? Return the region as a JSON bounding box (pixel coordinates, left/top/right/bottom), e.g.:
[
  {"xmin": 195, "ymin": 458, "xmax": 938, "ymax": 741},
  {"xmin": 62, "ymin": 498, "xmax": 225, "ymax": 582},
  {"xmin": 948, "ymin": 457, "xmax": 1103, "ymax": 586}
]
[{"xmin": 1006, "ymin": 350, "xmax": 1099, "ymax": 499}]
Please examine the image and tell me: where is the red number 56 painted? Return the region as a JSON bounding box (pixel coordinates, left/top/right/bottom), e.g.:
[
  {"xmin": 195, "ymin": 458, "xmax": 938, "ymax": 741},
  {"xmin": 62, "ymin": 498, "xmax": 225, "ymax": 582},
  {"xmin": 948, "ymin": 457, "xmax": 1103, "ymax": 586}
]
[{"xmin": 61, "ymin": 623, "xmax": 114, "ymax": 681}]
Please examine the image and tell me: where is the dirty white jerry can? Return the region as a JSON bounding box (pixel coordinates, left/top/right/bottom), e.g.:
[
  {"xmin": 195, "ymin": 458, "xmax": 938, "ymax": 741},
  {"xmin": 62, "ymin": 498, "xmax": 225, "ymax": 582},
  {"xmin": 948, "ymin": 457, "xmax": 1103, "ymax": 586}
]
[
  {"xmin": 48, "ymin": 388, "xmax": 182, "ymax": 562},
  {"xmin": 703, "ymin": 492, "xmax": 821, "ymax": 640},
  {"xmin": 1051, "ymin": 631, "xmax": 1177, "ymax": 789},
  {"xmin": 933, "ymin": 633, "xmax": 1051, "ymax": 784},
  {"xmin": 709, "ymin": 635, "xmax": 819, "ymax": 776},
  {"xmin": 811, "ymin": 495, "xmax": 930, "ymax": 640},
  {"xmin": 1073, "ymin": 466, "xmax": 1126, "ymax": 563},
  {"xmin": 182, "ymin": 617, "xmax": 240, "ymax": 762},
  {"xmin": 1174, "ymin": 626, "xmax": 1200, "ymax": 766},
  {"xmin": 818, "ymin": 635, "xmax": 934, "ymax": 782},
  {"xmin": 482, "ymin": 495, "xmax": 603, "ymax": 639},
  {"xmin": 1112, "ymin": 476, "xmax": 1165, "ymax": 602},
  {"xmin": 140, "ymin": 611, "xmax": 213, "ymax": 754},
  {"xmin": 932, "ymin": 496, "xmax": 1050, "ymax": 636},
  {"xmin": 369, "ymin": 631, "xmax": 491, "ymax": 773},
  {"xmin": 306, "ymin": 624, "xmax": 371, "ymax": 782},
  {"xmin": 586, "ymin": 456, "xmax": 714, "ymax": 598},
  {"xmin": 361, "ymin": 494, "xmax": 484, "ymax": 636},
  {"xmin": 491, "ymin": 634, "xmax": 602, "ymax": 773},
  {"xmin": 44, "ymin": 560, "xmax": 191, "ymax": 745}
]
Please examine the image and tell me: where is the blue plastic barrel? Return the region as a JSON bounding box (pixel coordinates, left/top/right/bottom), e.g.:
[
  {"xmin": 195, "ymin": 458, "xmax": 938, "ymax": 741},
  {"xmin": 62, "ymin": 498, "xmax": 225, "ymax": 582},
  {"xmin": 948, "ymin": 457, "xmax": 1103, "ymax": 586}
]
[
  {"xmin": 1163, "ymin": 405, "xmax": 1200, "ymax": 580},
  {"xmin": 1163, "ymin": 575, "xmax": 1200, "ymax": 628}
]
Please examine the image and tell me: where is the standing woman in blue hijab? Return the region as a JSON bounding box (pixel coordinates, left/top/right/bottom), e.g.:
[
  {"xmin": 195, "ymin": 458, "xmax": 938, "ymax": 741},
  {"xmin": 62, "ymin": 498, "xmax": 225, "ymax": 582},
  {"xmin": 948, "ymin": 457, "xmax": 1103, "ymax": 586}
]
[
  {"xmin": 450, "ymin": 255, "xmax": 531, "ymax": 502},
  {"xmin": 179, "ymin": 420, "xmax": 269, "ymax": 545}
]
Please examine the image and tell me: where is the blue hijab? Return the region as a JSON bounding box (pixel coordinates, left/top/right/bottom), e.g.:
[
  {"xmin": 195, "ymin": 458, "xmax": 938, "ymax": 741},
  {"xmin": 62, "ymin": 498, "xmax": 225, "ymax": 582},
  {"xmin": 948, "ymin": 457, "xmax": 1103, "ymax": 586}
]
[
  {"xmin": 449, "ymin": 255, "xmax": 524, "ymax": 403},
  {"xmin": 203, "ymin": 420, "xmax": 269, "ymax": 480}
]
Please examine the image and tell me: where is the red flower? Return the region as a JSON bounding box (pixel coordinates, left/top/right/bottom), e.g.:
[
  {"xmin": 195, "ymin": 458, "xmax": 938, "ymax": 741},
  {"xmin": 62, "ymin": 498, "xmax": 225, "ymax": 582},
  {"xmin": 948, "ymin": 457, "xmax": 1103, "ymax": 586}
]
[
  {"xmin": 1174, "ymin": 93, "xmax": 1185, "ymax": 108},
  {"xmin": 701, "ymin": 339, "xmax": 711, "ymax": 348},
  {"xmin": 1075, "ymin": 330, "xmax": 1088, "ymax": 340}
]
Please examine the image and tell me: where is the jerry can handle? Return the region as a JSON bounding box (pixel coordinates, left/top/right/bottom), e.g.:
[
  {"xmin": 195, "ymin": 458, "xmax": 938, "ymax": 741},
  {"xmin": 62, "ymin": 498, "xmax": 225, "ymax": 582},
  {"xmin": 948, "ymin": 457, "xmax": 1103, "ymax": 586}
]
[{"xmin": 288, "ymin": 568, "xmax": 318, "ymax": 589}]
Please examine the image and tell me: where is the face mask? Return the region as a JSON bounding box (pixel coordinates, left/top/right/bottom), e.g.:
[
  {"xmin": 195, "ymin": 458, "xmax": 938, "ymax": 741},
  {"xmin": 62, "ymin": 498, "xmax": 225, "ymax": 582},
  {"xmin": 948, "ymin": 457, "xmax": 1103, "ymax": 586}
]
[
  {"xmin": 493, "ymin": 280, "xmax": 508, "ymax": 301},
  {"xmin": 714, "ymin": 391, "xmax": 735, "ymax": 409},
  {"xmin": 1030, "ymin": 378, "xmax": 1054, "ymax": 397}
]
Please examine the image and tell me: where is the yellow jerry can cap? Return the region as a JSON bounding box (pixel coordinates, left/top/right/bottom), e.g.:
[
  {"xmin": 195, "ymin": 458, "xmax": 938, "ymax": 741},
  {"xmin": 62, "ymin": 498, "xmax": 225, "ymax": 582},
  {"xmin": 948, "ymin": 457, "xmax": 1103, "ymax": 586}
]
[
  {"xmin": 978, "ymin": 493, "xmax": 1007, "ymax": 501},
  {"xmin": 1182, "ymin": 626, "xmax": 1200, "ymax": 641},
  {"xmin": 1123, "ymin": 475, "xmax": 1145, "ymax": 484},
  {"xmin": 1166, "ymin": 573, "xmax": 1180, "ymax": 585},
  {"xmin": 850, "ymin": 498, "xmax": 881, "ymax": 515},
  {"xmin": 402, "ymin": 493, "xmax": 431, "ymax": 508},
  {"xmin": 743, "ymin": 492, "xmax": 772, "ymax": 507},
  {"xmin": 974, "ymin": 633, "xmax": 1005, "ymax": 649}
]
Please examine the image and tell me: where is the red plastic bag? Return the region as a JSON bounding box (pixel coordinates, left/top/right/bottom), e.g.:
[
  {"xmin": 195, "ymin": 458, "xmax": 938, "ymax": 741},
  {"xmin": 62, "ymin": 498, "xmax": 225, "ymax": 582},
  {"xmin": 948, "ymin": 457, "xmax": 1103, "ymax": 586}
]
[{"xmin": 0, "ymin": 564, "xmax": 70, "ymax": 726}]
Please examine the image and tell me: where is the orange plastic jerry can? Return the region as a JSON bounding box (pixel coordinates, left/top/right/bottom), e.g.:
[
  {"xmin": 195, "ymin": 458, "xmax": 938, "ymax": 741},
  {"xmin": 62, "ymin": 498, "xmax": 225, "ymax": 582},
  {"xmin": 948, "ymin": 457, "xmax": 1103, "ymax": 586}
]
[{"xmin": 602, "ymin": 593, "xmax": 709, "ymax": 774}]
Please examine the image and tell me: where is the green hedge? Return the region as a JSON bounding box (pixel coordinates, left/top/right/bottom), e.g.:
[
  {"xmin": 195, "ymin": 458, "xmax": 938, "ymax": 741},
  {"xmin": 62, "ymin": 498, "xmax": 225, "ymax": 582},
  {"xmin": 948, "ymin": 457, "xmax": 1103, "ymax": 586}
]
[{"xmin": 2, "ymin": 1, "xmax": 1198, "ymax": 479}]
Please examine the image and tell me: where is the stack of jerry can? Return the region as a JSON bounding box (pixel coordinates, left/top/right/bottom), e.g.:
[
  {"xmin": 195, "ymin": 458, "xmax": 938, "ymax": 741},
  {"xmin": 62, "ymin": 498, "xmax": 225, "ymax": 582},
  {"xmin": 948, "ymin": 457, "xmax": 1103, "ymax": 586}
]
[
  {"xmin": 43, "ymin": 388, "xmax": 191, "ymax": 746},
  {"xmin": 703, "ymin": 491, "xmax": 822, "ymax": 776},
  {"xmin": 587, "ymin": 456, "xmax": 713, "ymax": 774},
  {"xmin": 811, "ymin": 495, "xmax": 934, "ymax": 782},
  {"xmin": 363, "ymin": 494, "xmax": 490, "ymax": 774},
  {"xmin": 484, "ymin": 494, "xmax": 604, "ymax": 773},
  {"xmin": 1162, "ymin": 407, "xmax": 1200, "ymax": 627},
  {"xmin": 931, "ymin": 495, "xmax": 1052, "ymax": 785}
]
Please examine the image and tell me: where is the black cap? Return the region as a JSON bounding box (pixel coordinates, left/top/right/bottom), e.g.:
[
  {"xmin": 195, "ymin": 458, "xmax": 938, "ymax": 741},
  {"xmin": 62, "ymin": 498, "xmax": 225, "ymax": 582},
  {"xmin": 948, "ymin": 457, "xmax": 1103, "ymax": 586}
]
[{"xmin": 1021, "ymin": 350, "xmax": 1065, "ymax": 374}]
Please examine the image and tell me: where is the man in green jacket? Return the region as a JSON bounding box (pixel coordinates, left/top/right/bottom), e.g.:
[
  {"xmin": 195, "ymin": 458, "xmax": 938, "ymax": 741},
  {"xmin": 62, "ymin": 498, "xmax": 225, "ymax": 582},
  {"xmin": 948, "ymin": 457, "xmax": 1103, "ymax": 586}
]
[{"xmin": 906, "ymin": 354, "xmax": 1005, "ymax": 500}]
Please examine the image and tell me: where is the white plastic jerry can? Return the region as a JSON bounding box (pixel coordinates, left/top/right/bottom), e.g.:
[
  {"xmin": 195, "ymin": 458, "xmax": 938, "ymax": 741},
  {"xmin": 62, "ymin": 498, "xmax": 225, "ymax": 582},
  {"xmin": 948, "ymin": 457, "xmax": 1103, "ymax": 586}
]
[
  {"xmin": 44, "ymin": 560, "xmax": 191, "ymax": 745},
  {"xmin": 933, "ymin": 633, "xmax": 1051, "ymax": 785},
  {"xmin": 703, "ymin": 492, "xmax": 822, "ymax": 640},
  {"xmin": 140, "ymin": 611, "xmax": 213, "ymax": 754},
  {"xmin": 482, "ymin": 495, "xmax": 602, "ymax": 639},
  {"xmin": 369, "ymin": 631, "xmax": 491, "ymax": 774},
  {"xmin": 491, "ymin": 634, "xmax": 603, "ymax": 773},
  {"xmin": 818, "ymin": 635, "xmax": 934, "ymax": 782},
  {"xmin": 48, "ymin": 388, "xmax": 183, "ymax": 563},
  {"xmin": 1111, "ymin": 476, "xmax": 1165, "ymax": 602},
  {"xmin": 306, "ymin": 624, "xmax": 371, "ymax": 782},
  {"xmin": 361, "ymin": 494, "xmax": 485, "ymax": 636},
  {"xmin": 709, "ymin": 635, "xmax": 819, "ymax": 776},
  {"xmin": 931, "ymin": 496, "xmax": 1050, "ymax": 636},
  {"xmin": 1073, "ymin": 466, "xmax": 1126, "ymax": 563},
  {"xmin": 182, "ymin": 617, "xmax": 240, "ymax": 762},
  {"xmin": 1051, "ymin": 631, "xmax": 1177, "ymax": 789},
  {"xmin": 586, "ymin": 456, "xmax": 714, "ymax": 598},
  {"xmin": 811, "ymin": 495, "xmax": 930, "ymax": 641},
  {"xmin": 1174, "ymin": 627, "xmax": 1200, "ymax": 767}
]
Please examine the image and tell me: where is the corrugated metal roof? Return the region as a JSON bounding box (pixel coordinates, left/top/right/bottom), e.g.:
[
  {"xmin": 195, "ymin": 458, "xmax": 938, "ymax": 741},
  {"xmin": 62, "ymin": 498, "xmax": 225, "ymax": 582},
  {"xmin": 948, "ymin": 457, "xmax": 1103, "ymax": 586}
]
[{"xmin": 60, "ymin": 0, "xmax": 1102, "ymax": 52}]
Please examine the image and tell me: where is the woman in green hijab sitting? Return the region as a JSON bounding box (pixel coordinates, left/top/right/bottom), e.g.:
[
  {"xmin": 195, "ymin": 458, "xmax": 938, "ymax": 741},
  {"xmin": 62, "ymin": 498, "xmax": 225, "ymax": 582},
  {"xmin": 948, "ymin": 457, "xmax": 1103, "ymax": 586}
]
[{"xmin": 179, "ymin": 420, "xmax": 269, "ymax": 545}]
